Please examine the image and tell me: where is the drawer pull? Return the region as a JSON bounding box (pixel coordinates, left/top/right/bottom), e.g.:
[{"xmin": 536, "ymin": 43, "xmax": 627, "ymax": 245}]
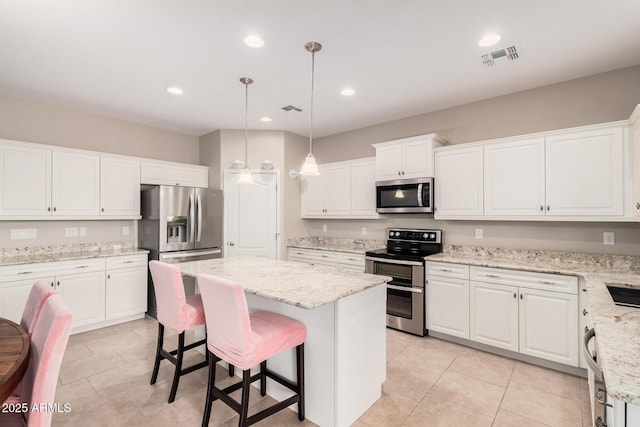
[
  {"xmin": 439, "ymin": 268, "xmax": 453, "ymax": 272},
  {"xmin": 17, "ymin": 271, "xmax": 33, "ymax": 275},
  {"xmin": 122, "ymin": 260, "xmax": 135, "ymax": 264},
  {"xmin": 539, "ymin": 280, "xmax": 556, "ymax": 285},
  {"xmin": 76, "ymin": 265, "xmax": 89, "ymax": 269},
  {"xmin": 321, "ymin": 255, "xmax": 329, "ymax": 258},
  {"xmin": 347, "ymin": 258, "xmax": 357, "ymax": 261},
  {"xmin": 296, "ymin": 252, "xmax": 304, "ymax": 255},
  {"xmin": 486, "ymin": 274, "xmax": 500, "ymax": 278}
]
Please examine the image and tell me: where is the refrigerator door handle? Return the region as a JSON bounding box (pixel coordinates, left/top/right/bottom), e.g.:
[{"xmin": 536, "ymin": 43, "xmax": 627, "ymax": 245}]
[
  {"xmin": 196, "ymin": 193, "xmax": 203, "ymax": 243},
  {"xmin": 188, "ymin": 192, "xmax": 196, "ymax": 243},
  {"xmin": 160, "ymin": 248, "xmax": 222, "ymax": 260}
]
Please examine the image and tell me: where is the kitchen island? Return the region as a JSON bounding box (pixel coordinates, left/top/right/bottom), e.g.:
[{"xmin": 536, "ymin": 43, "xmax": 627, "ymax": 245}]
[{"xmin": 177, "ymin": 256, "xmax": 390, "ymax": 427}]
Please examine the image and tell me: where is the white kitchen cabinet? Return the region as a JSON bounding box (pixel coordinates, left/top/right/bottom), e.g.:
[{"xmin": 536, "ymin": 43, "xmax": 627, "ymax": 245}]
[
  {"xmin": 105, "ymin": 255, "xmax": 147, "ymax": 319},
  {"xmin": 434, "ymin": 145, "xmax": 483, "ymax": 217},
  {"xmin": 0, "ymin": 141, "xmax": 51, "ymax": 216},
  {"xmin": 545, "ymin": 127, "xmax": 623, "ymax": 216},
  {"xmin": 0, "ymin": 277, "xmax": 53, "ymax": 323},
  {"xmin": 140, "ymin": 159, "xmax": 209, "ymax": 188},
  {"xmin": 607, "ymin": 398, "xmax": 640, "ymax": 427},
  {"xmin": 483, "ymin": 138, "xmax": 545, "ymax": 216},
  {"xmin": 470, "ymin": 281, "xmax": 519, "ymax": 352},
  {"xmin": 52, "ymin": 151, "xmax": 100, "ymax": 216},
  {"xmin": 100, "ymin": 156, "xmax": 140, "ymax": 216},
  {"xmin": 630, "ymin": 105, "xmax": 640, "ymax": 217},
  {"xmin": 350, "ymin": 158, "xmax": 379, "ymax": 218},
  {"xmin": 287, "ymin": 248, "xmax": 365, "ymax": 272},
  {"xmin": 425, "ymin": 262, "xmax": 470, "ymax": 339},
  {"xmin": 373, "ymin": 133, "xmax": 445, "ymax": 181},
  {"xmin": 300, "ymin": 173, "xmax": 324, "ymax": 216},
  {"xmin": 301, "ymin": 163, "xmax": 351, "ymax": 217},
  {"xmin": 56, "ymin": 270, "xmax": 106, "ymax": 328}
]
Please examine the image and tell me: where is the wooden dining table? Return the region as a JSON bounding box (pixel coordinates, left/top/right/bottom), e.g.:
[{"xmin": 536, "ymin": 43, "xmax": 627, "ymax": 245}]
[{"xmin": 0, "ymin": 318, "xmax": 30, "ymax": 403}]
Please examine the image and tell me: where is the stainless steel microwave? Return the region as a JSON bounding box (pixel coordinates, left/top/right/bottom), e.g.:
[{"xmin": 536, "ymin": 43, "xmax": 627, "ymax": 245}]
[{"xmin": 376, "ymin": 177, "xmax": 434, "ymax": 213}]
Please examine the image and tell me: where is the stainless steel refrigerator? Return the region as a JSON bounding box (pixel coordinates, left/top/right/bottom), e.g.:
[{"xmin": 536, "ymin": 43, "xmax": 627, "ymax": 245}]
[{"xmin": 139, "ymin": 185, "xmax": 223, "ymax": 318}]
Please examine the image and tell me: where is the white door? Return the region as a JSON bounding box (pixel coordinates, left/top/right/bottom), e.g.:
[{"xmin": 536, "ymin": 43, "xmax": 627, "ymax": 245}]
[
  {"xmin": 470, "ymin": 281, "xmax": 519, "ymax": 352},
  {"xmin": 57, "ymin": 271, "xmax": 106, "ymax": 328},
  {"xmin": 105, "ymin": 267, "xmax": 147, "ymax": 319},
  {"xmin": 225, "ymin": 170, "xmax": 279, "ymax": 259},
  {"xmin": 426, "ymin": 276, "xmax": 470, "ymax": 339}
]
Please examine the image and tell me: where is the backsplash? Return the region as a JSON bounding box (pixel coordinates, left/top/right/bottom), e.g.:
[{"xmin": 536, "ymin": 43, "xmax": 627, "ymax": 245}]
[{"xmin": 288, "ymin": 236, "xmax": 385, "ymax": 251}]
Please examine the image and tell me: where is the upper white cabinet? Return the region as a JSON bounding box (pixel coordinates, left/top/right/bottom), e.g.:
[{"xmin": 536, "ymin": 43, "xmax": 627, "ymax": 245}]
[
  {"xmin": 373, "ymin": 133, "xmax": 446, "ymax": 181},
  {"xmin": 545, "ymin": 127, "xmax": 623, "ymax": 216},
  {"xmin": 301, "ymin": 157, "xmax": 379, "ymax": 219},
  {"xmin": 100, "ymin": 156, "xmax": 140, "ymax": 216},
  {"xmin": 141, "ymin": 160, "xmax": 209, "ymax": 188},
  {"xmin": 434, "ymin": 145, "xmax": 483, "ymax": 217},
  {"xmin": 484, "ymin": 138, "xmax": 545, "ymax": 216},
  {"xmin": 633, "ymin": 105, "xmax": 640, "ymax": 217},
  {"xmin": 52, "ymin": 151, "xmax": 100, "ymax": 216}
]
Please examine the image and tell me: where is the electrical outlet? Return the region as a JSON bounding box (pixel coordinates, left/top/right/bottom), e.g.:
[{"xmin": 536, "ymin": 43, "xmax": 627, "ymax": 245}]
[
  {"xmin": 361, "ymin": 227, "xmax": 367, "ymax": 236},
  {"xmin": 603, "ymin": 231, "xmax": 615, "ymax": 245},
  {"xmin": 122, "ymin": 226, "xmax": 130, "ymax": 236},
  {"xmin": 322, "ymin": 224, "xmax": 327, "ymax": 232},
  {"xmin": 65, "ymin": 227, "xmax": 78, "ymax": 237},
  {"xmin": 475, "ymin": 228, "xmax": 483, "ymax": 239},
  {"xmin": 79, "ymin": 227, "xmax": 87, "ymax": 237},
  {"xmin": 10, "ymin": 229, "xmax": 37, "ymax": 240}
]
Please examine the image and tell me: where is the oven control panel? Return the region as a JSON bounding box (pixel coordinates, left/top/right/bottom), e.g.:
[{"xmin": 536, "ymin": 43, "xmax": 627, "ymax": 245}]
[{"xmin": 388, "ymin": 229, "xmax": 441, "ymax": 243}]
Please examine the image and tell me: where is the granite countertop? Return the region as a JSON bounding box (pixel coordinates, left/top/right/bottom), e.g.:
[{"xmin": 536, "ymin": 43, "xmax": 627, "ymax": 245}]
[
  {"xmin": 287, "ymin": 237, "xmax": 386, "ymax": 255},
  {"xmin": 0, "ymin": 242, "xmax": 149, "ymax": 266},
  {"xmin": 426, "ymin": 245, "xmax": 640, "ymax": 406},
  {"xmin": 177, "ymin": 255, "xmax": 390, "ymax": 309}
]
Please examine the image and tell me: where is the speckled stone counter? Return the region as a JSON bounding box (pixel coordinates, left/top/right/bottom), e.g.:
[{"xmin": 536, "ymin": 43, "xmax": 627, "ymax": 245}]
[
  {"xmin": 177, "ymin": 255, "xmax": 390, "ymax": 309},
  {"xmin": 426, "ymin": 245, "xmax": 640, "ymax": 405},
  {"xmin": 287, "ymin": 237, "xmax": 385, "ymax": 255},
  {"xmin": 0, "ymin": 242, "xmax": 148, "ymax": 266}
]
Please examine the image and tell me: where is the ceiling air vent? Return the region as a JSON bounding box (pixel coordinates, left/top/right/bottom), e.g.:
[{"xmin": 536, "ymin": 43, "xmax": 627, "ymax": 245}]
[
  {"xmin": 481, "ymin": 45, "xmax": 519, "ymax": 67},
  {"xmin": 281, "ymin": 105, "xmax": 303, "ymax": 112}
]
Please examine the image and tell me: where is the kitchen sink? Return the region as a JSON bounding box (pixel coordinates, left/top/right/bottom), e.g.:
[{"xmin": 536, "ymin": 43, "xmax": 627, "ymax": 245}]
[{"xmin": 605, "ymin": 283, "xmax": 640, "ymax": 308}]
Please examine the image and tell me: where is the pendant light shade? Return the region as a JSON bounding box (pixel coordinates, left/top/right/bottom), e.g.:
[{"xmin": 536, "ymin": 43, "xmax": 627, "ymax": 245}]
[
  {"xmin": 300, "ymin": 41, "xmax": 322, "ymax": 176},
  {"xmin": 238, "ymin": 77, "xmax": 254, "ymax": 185}
]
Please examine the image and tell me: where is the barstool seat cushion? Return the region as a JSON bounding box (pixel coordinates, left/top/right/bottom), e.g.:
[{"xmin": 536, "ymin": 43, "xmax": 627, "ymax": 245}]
[{"xmin": 183, "ymin": 294, "xmax": 206, "ymax": 330}]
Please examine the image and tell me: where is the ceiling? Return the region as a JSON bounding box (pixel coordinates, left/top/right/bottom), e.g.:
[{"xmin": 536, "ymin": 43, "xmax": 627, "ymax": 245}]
[{"xmin": 1, "ymin": 1, "xmax": 640, "ymax": 139}]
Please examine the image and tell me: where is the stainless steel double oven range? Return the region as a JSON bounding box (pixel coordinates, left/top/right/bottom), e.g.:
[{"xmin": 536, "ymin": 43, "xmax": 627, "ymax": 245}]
[{"xmin": 365, "ymin": 229, "xmax": 442, "ymax": 336}]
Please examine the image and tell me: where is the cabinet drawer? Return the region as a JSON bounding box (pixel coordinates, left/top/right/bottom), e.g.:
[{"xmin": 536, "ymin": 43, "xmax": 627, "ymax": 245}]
[
  {"xmin": 336, "ymin": 253, "xmax": 365, "ymax": 267},
  {"xmin": 106, "ymin": 254, "xmax": 148, "ymax": 270},
  {"xmin": 426, "ymin": 262, "xmax": 470, "ymax": 280},
  {"xmin": 287, "ymin": 248, "xmax": 338, "ymax": 262},
  {"xmin": 0, "ymin": 258, "xmax": 105, "ymax": 283},
  {"xmin": 470, "ymin": 266, "xmax": 578, "ymax": 294}
]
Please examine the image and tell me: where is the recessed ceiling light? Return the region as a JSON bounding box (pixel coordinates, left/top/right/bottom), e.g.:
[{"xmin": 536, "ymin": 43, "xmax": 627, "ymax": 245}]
[
  {"xmin": 166, "ymin": 87, "xmax": 183, "ymax": 95},
  {"xmin": 244, "ymin": 35, "xmax": 265, "ymax": 48},
  {"xmin": 478, "ymin": 34, "xmax": 502, "ymax": 47},
  {"xmin": 340, "ymin": 88, "xmax": 355, "ymax": 96},
  {"xmin": 260, "ymin": 116, "xmax": 272, "ymax": 122}
]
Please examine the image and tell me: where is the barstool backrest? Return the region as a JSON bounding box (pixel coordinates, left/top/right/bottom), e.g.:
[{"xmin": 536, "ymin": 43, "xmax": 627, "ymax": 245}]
[{"xmin": 149, "ymin": 260, "xmax": 189, "ymax": 332}]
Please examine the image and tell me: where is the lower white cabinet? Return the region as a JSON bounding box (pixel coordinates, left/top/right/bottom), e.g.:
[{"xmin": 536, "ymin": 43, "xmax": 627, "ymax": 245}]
[
  {"xmin": 0, "ymin": 253, "xmax": 147, "ymax": 333},
  {"xmin": 425, "ymin": 262, "xmax": 470, "ymax": 339},
  {"xmin": 470, "ymin": 281, "xmax": 519, "ymax": 352},
  {"xmin": 287, "ymin": 248, "xmax": 365, "ymax": 272}
]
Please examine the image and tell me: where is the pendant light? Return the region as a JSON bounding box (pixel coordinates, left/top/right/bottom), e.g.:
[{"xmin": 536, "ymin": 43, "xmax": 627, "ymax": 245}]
[
  {"xmin": 238, "ymin": 77, "xmax": 254, "ymax": 184},
  {"xmin": 299, "ymin": 41, "xmax": 322, "ymax": 176}
]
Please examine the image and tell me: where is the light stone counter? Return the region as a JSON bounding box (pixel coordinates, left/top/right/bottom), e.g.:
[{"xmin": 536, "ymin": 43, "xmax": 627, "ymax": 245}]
[
  {"xmin": 0, "ymin": 242, "xmax": 148, "ymax": 266},
  {"xmin": 177, "ymin": 255, "xmax": 390, "ymax": 309},
  {"xmin": 287, "ymin": 236, "xmax": 385, "ymax": 255},
  {"xmin": 426, "ymin": 245, "xmax": 640, "ymax": 405}
]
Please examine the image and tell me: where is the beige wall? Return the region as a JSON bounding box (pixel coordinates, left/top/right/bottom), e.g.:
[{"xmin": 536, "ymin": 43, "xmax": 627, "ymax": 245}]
[
  {"xmin": 199, "ymin": 130, "xmax": 222, "ymax": 189},
  {"xmin": 284, "ymin": 132, "xmax": 310, "ymax": 256},
  {"xmin": 306, "ymin": 65, "xmax": 640, "ymax": 256}
]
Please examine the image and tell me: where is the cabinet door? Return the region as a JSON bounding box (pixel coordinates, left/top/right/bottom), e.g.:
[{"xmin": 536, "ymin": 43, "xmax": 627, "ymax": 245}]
[
  {"xmin": 633, "ymin": 108, "xmax": 640, "ymax": 217},
  {"xmin": 375, "ymin": 144, "xmax": 403, "ymax": 181},
  {"xmin": 0, "ymin": 278, "xmax": 54, "ymax": 323},
  {"xmin": 350, "ymin": 159, "xmax": 378, "ymax": 217},
  {"xmin": 105, "ymin": 267, "xmax": 147, "ymax": 319},
  {"xmin": 324, "ymin": 165, "xmax": 351, "ymax": 215},
  {"xmin": 141, "ymin": 161, "xmax": 209, "ymax": 188},
  {"xmin": 434, "ymin": 146, "xmax": 483, "ymax": 217},
  {"xmin": 52, "ymin": 151, "xmax": 100, "ymax": 216},
  {"xmin": 57, "ymin": 271, "xmax": 105, "ymax": 328},
  {"xmin": 300, "ymin": 174, "xmax": 325, "ymax": 217},
  {"xmin": 545, "ymin": 127, "xmax": 623, "ymax": 216},
  {"xmin": 519, "ymin": 287, "xmax": 578, "ymax": 366},
  {"xmin": 470, "ymin": 281, "xmax": 519, "ymax": 352},
  {"xmin": 426, "ymin": 276, "xmax": 469, "ymax": 339},
  {"xmin": 0, "ymin": 143, "xmax": 52, "ymax": 216},
  {"xmin": 401, "ymin": 140, "xmax": 433, "ymax": 178},
  {"xmin": 100, "ymin": 157, "xmax": 140, "ymax": 216},
  {"xmin": 484, "ymin": 138, "xmax": 545, "ymax": 216}
]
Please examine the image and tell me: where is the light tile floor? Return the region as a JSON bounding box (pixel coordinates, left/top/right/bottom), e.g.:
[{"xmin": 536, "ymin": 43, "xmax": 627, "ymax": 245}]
[{"xmin": 52, "ymin": 318, "xmax": 591, "ymax": 426}]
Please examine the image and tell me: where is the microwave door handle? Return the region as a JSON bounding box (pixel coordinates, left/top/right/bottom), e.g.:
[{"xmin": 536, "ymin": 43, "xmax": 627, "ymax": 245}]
[{"xmin": 417, "ymin": 183, "xmax": 423, "ymax": 207}]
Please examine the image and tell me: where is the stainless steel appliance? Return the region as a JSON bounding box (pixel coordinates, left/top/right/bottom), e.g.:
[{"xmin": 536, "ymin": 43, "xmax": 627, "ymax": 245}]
[
  {"xmin": 584, "ymin": 328, "xmax": 608, "ymax": 427},
  {"xmin": 365, "ymin": 228, "xmax": 442, "ymax": 336},
  {"xmin": 375, "ymin": 177, "xmax": 434, "ymax": 214},
  {"xmin": 139, "ymin": 185, "xmax": 223, "ymax": 318}
]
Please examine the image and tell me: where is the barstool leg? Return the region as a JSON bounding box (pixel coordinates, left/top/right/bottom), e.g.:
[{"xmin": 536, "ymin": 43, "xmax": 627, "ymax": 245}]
[
  {"xmin": 239, "ymin": 369, "xmax": 251, "ymax": 427},
  {"xmin": 150, "ymin": 323, "xmax": 164, "ymax": 385},
  {"xmin": 168, "ymin": 332, "xmax": 185, "ymax": 403},
  {"xmin": 297, "ymin": 343, "xmax": 305, "ymax": 421},
  {"xmin": 202, "ymin": 350, "xmax": 217, "ymax": 427},
  {"xmin": 229, "ymin": 364, "xmax": 235, "ymax": 377},
  {"xmin": 260, "ymin": 360, "xmax": 267, "ymax": 396}
]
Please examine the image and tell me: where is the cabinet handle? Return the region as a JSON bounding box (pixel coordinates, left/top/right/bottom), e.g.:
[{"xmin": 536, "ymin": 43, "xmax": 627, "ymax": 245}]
[
  {"xmin": 76, "ymin": 265, "xmax": 89, "ymax": 269},
  {"xmin": 50, "ymin": 282, "xmax": 55, "ymax": 288},
  {"xmin": 582, "ymin": 288, "xmax": 587, "ymax": 292},
  {"xmin": 540, "ymin": 205, "xmax": 543, "ymax": 211},
  {"xmin": 48, "ymin": 207, "xmax": 51, "ymax": 212},
  {"xmin": 520, "ymin": 293, "xmax": 523, "ymax": 300},
  {"xmin": 439, "ymin": 268, "xmax": 453, "ymax": 272},
  {"xmin": 513, "ymin": 292, "xmax": 517, "ymax": 299},
  {"xmin": 347, "ymin": 258, "xmax": 357, "ymax": 261},
  {"xmin": 122, "ymin": 260, "xmax": 134, "ymax": 264},
  {"xmin": 57, "ymin": 281, "xmax": 60, "ymax": 288},
  {"xmin": 486, "ymin": 273, "xmax": 500, "ymax": 278},
  {"xmin": 17, "ymin": 271, "xmax": 33, "ymax": 275},
  {"xmin": 321, "ymin": 255, "xmax": 329, "ymax": 258},
  {"xmin": 583, "ymin": 309, "xmax": 588, "ymax": 316},
  {"xmin": 585, "ymin": 326, "xmax": 589, "ymax": 334},
  {"xmin": 107, "ymin": 274, "xmax": 111, "ymax": 279},
  {"xmin": 546, "ymin": 205, "xmax": 550, "ymax": 211},
  {"xmin": 296, "ymin": 252, "xmax": 304, "ymax": 255},
  {"xmin": 636, "ymin": 202, "xmax": 640, "ymax": 210},
  {"xmin": 539, "ymin": 280, "xmax": 556, "ymax": 285},
  {"xmin": 101, "ymin": 208, "xmax": 105, "ymax": 212},
  {"xmin": 53, "ymin": 207, "xmax": 57, "ymax": 212},
  {"xmin": 398, "ymin": 171, "xmax": 401, "ymax": 176},
  {"xmin": 401, "ymin": 171, "xmax": 405, "ymax": 175}
]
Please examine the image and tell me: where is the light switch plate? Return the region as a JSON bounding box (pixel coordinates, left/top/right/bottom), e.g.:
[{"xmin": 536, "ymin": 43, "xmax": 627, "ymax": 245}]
[
  {"xmin": 122, "ymin": 226, "xmax": 130, "ymax": 236},
  {"xmin": 65, "ymin": 227, "xmax": 78, "ymax": 237},
  {"xmin": 361, "ymin": 227, "xmax": 367, "ymax": 236},
  {"xmin": 79, "ymin": 227, "xmax": 87, "ymax": 237},
  {"xmin": 603, "ymin": 231, "xmax": 615, "ymax": 245},
  {"xmin": 10, "ymin": 228, "xmax": 37, "ymax": 240},
  {"xmin": 322, "ymin": 224, "xmax": 327, "ymax": 232},
  {"xmin": 475, "ymin": 228, "xmax": 483, "ymax": 239}
]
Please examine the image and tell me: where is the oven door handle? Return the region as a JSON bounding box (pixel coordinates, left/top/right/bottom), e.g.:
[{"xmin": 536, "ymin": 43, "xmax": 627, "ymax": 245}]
[
  {"xmin": 387, "ymin": 284, "xmax": 423, "ymax": 293},
  {"xmin": 583, "ymin": 328, "xmax": 604, "ymax": 381},
  {"xmin": 366, "ymin": 256, "xmax": 423, "ymax": 266}
]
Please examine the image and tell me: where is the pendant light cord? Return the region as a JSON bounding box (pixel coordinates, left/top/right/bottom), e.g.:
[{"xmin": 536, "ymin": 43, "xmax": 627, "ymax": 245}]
[
  {"xmin": 244, "ymin": 79, "xmax": 249, "ymax": 169},
  {"xmin": 309, "ymin": 48, "xmax": 315, "ymax": 155}
]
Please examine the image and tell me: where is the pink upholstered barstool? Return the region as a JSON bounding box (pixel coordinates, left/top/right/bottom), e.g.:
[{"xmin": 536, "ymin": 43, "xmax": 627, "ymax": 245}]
[
  {"xmin": 148, "ymin": 261, "xmax": 212, "ymax": 403},
  {"xmin": 21, "ymin": 279, "xmax": 56, "ymax": 336},
  {"xmin": 197, "ymin": 273, "xmax": 306, "ymax": 427}
]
